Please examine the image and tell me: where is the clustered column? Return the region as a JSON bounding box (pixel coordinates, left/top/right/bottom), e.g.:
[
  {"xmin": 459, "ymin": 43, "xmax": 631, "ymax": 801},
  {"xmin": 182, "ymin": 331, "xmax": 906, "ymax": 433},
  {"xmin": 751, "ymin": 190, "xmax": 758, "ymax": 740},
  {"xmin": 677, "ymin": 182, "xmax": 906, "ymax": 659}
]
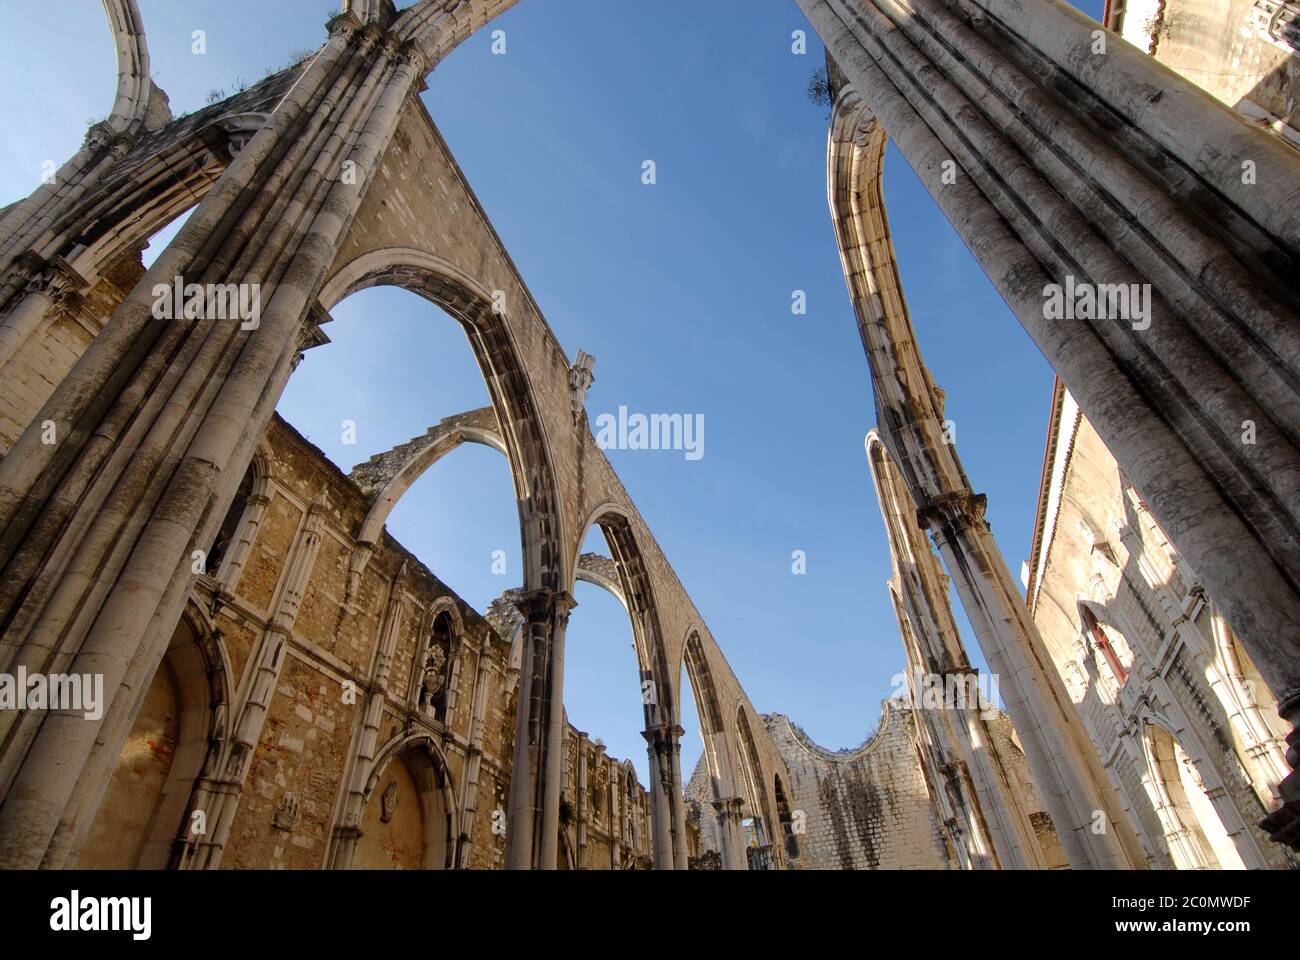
[{"xmin": 800, "ymin": 0, "xmax": 1300, "ymax": 847}]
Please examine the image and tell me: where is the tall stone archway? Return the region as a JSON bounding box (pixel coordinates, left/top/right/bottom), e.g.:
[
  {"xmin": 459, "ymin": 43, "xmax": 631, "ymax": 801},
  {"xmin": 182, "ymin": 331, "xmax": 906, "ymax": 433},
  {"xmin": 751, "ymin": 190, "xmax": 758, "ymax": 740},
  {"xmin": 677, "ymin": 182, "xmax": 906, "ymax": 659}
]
[{"xmin": 75, "ymin": 602, "xmax": 230, "ymax": 869}]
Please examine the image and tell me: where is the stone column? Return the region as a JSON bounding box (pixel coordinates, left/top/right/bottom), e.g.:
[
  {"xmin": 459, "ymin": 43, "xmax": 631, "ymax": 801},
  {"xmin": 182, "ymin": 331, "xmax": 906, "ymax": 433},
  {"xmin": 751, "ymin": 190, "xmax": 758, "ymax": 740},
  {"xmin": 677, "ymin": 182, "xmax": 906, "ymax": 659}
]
[
  {"xmin": 504, "ymin": 588, "xmax": 575, "ymax": 869},
  {"xmin": 456, "ymin": 637, "xmax": 494, "ymax": 869},
  {"xmin": 0, "ymin": 255, "xmax": 89, "ymax": 378},
  {"xmin": 802, "ymin": 0, "xmax": 1300, "ymax": 847},
  {"xmin": 328, "ymin": 562, "xmax": 407, "ymax": 870},
  {"xmin": 0, "ymin": 14, "xmax": 434, "ymax": 869},
  {"xmin": 667, "ymin": 724, "xmax": 690, "ymax": 869},
  {"xmin": 712, "ymin": 796, "xmax": 747, "ymax": 870},
  {"xmin": 927, "ymin": 492, "xmax": 1146, "ymax": 867},
  {"xmin": 575, "ymin": 730, "xmax": 589, "ymax": 869},
  {"xmin": 213, "ymin": 472, "xmax": 272, "ymax": 595},
  {"xmin": 192, "ymin": 492, "xmax": 330, "ymax": 869},
  {"xmin": 642, "ymin": 723, "xmax": 678, "ymax": 869},
  {"xmin": 609, "ymin": 760, "xmax": 623, "ymax": 869},
  {"xmin": 868, "ymin": 431, "xmax": 1046, "ymax": 869},
  {"xmin": 825, "ymin": 62, "xmax": 1145, "ymax": 867}
]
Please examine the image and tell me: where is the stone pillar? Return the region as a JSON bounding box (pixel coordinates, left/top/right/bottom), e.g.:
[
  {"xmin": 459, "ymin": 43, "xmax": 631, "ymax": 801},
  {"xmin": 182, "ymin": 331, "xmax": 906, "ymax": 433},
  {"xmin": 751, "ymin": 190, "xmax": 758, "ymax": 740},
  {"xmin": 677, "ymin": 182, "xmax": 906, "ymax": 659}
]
[
  {"xmin": 926, "ymin": 492, "xmax": 1146, "ymax": 867},
  {"xmin": 667, "ymin": 725, "xmax": 690, "ymax": 869},
  {"xmin": 0, "ymin": 255, "xmax": 89, "ymax": 378},
  {"xmin": 868, "ymin": 431, "xmax": 1046, "ymax": 869},
  {"xmin": 193, "ymin": 492, "xmax": 330, "ymax": 869},
  {"xmin": 504, "ymin": 588, "xmax": 575, "ymax": 869},
  {"xmin": 803, "ymin": 0, "xmax": 1300, "ymax": 847},
  {"xmin": 712, "ymin": 796, "xmax": 747, "ymax": 870},
  {"xmin": 328, "ymin": 561, "xmax": 407, "ymax": 870},
  {"xmin": 213, "ymin": 480, "xmax": 271, "ymax": 599},
  {"xmin": 456, "ymin": 637, "xmax": 494, "ymax": 869},
  {"xmin": 575, "ymin": 731, "xmax": 589, "ymax": 869},
  {"xmin": 0, "ymin": 14, "xmax": 434, "ymax": 869},
  {"xmin": 642, "ymin": 723, "xmax": 679, "ymax": 869},
  {"xmin": 824, "ymin": 56, "xmax": 1144, "ymax": 867}
]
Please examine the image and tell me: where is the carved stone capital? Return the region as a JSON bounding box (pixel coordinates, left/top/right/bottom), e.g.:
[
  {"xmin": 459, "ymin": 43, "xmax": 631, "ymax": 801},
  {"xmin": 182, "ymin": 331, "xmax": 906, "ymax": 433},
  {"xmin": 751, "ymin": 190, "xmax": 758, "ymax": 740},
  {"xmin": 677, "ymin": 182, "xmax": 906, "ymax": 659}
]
[
  {"xmin": 327, "ymin": 10, "xmax": 364, "ymax": 41},
  {"xmin": 640, "ymin": 723, "xmax": 685, "ymax": 755},
  {"xmin": 398, "ymin": 41, "xmax": 431, "ymax": 75},
  {"xmin": 22, "ymin": 255, "xmax": 88, "ymax": 309},
  {"xmin": 916, "ymin": 490, "xmax": 988, "ymax": 533},
  {"xmin": 513, "ymin": 588, "xmax": 577, "ymax": 628}
]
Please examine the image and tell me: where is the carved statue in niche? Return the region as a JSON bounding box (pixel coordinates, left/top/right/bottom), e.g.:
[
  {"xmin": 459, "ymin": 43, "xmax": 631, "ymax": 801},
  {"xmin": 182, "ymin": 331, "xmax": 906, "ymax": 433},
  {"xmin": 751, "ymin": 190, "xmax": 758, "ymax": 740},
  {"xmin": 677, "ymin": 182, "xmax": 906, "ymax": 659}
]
[
  {"xmin": 380, "ymin": 781, "xmax": 399, "ymax": 824},
  {"xmin": 421, "ymin": 612, "xmax": 455, "ymax": 721},
  {"xmin": 420, "ymin": 643, "xmax": 447, "ymax": 716}
]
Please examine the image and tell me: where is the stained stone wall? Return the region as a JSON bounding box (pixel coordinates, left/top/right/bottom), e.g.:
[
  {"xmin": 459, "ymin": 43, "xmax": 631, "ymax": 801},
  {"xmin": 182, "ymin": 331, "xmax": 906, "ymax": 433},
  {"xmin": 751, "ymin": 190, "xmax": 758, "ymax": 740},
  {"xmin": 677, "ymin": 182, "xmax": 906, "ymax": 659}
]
[
  {"xmin": 758, "ymin": 705, "xmax": 951, "ymax": 870},
  {"xmin": 709, "ymin": 704, "xmax": 1068, "ymax": 871}
]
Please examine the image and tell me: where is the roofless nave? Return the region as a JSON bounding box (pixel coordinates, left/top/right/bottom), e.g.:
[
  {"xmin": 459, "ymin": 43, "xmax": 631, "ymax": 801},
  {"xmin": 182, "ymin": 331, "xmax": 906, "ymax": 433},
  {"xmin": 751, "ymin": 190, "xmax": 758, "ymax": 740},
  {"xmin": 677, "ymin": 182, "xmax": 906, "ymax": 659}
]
[{"xmin": 0, "ymin": 0, "xmax": 1296, "ymax": 870}]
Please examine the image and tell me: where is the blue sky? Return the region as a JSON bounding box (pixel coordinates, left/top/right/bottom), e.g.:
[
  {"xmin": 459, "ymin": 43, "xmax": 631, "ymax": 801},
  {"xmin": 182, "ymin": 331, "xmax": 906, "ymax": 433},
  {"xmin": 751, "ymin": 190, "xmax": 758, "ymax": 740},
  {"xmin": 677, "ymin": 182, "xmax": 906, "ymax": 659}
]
[{"xmin": 0, "ymin": 0, "xmax": 1106, "ymax": 784}]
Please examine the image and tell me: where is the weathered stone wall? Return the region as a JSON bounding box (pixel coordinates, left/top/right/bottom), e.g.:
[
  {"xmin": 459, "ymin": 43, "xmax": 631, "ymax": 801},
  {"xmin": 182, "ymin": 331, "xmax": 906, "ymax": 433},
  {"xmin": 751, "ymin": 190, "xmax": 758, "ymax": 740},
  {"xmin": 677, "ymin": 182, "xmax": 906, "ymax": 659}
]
[
  {"xmin": 1111, "ymin": 0, "xmax": 1300, "ymax": 143},
  {"xmin": 75, "ymin": 412, "xmax": 660, "ymax": 869},
  {"xmin": 755, "ymin": 705, "xmax": 951, "ymax": 870},
  {"xmin": 1028, "ymin": 387, "xmax": 1297, "ymax": 870},
  {"xmin": 6, "ymin": 67, "xmax": 790, "ymax": 869},
  {"xmin": 0, "ymin": 254, "xmax": 143, "ymax": 453}
]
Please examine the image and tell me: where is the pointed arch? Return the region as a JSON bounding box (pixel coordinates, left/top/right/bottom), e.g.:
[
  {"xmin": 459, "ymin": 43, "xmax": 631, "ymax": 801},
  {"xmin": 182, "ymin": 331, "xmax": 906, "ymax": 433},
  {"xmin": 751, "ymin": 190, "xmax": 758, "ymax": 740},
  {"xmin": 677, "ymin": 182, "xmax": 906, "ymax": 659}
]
[
  {"xmin": 735, "ymin": 703, "xmax": 775, "ymax": 870},
  {"xmin": 571, "ymin": 502, "xmax": 672, "ymax": 707},
  {"xmin": 75, "ymin": 598, "xmax": 232, "ymax": 868},
  {"xmin": 102, "ymin": 0, "xmax": 157, "ymax": 135},
  {"xmin": 356, "ymin": 731, "xmax": 459, "ymax": 870},
  {"xmin": 321, "ymin": 248, "xmax": 568, "ymax": 595},
  {"xmin": 1140, "ymin": 717, "xmax": 1246, "ymax": 870}
]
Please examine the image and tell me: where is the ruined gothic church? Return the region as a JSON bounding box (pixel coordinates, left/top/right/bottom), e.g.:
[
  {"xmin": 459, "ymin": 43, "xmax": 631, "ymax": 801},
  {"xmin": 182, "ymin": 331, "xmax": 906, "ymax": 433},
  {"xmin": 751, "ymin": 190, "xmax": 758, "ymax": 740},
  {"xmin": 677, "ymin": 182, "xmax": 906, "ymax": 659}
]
[{"xmin": 0, "ymin": 0, "xmax": 1296, "ymax": 870}]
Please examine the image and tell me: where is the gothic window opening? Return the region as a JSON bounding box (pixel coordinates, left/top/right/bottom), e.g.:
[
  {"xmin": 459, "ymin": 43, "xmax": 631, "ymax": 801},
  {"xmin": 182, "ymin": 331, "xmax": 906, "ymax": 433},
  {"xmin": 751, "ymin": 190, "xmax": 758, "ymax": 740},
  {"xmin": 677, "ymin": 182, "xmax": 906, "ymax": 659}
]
[
  {"xmin": 206, "ymin": 465, "xmax": 255, "ymax": 577},
  {"xmin": 774, "ymin": 774, "xmax": 800, "ymax": 861},
  {"xmin": 1082, "ymin": 608, "xmax": 1132, "ymax": 688},
  {"xmin": 420, "ymin": 611, "xmax": 455, "ymax": 723}
]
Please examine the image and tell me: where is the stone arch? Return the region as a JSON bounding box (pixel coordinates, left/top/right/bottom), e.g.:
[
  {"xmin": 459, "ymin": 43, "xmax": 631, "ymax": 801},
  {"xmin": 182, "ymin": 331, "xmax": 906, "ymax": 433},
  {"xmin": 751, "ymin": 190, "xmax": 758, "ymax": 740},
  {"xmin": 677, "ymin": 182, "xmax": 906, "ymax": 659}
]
[
  {"xmin": 395, "ymin": 0, "xmax": 528, "ymax": 67},
  {"xmin": 76, "ymin": 599, "xmax": 231, "ymax": 869},
  {"xmin": 574, "ymin": 552, "xmax": 626, "ymax": 609},
  {"xmin": 102, "ymin": 0, "xmax": 157, "ymax": 135},
  {"xmin": 681, "ymin": 630, "xmax": 725, "ymax": 738},
  {"xmin": 351, "ymin": 406, "xmax": 507, "ymax": 553},
  {"xmin": 71, "ymin": 110, "xmax": 273, "ymax": 277},
  {"xmin": 735, "ymin": 703, "xmax": 775, "ymax": 870},
  {"xmin": 321, "ymin": 248, "xmax": 568, "ymax": 594},
  {"xmin": 1140, "ymin": 717, "xmax": 1246, "ymax": 870},
  {"xmin": 571, "ymin": 503, "xmax": 671, "ymax": 704},
  {"xmin": 572, "ymin": 502, "xmax": 687, "ymax": 868},
  {"xmin": 355, "ymin": 732, "xmax": 458, "ymax": 870}
]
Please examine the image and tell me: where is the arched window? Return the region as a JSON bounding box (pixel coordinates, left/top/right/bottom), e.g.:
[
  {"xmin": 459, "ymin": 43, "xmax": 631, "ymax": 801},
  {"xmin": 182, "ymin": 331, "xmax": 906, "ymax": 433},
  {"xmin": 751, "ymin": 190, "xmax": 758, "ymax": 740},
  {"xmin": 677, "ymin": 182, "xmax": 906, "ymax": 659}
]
[
  {"xmin": 206, "ymin": 464, "xmax": 254, "ymax": 576},
  {"xmin": 1081, "ymin": 607, "xmax": 1131, "ymax": 687},
  {"xmin": 774, "ymin": 774, "xmax": 800, "ymax": 861}
]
